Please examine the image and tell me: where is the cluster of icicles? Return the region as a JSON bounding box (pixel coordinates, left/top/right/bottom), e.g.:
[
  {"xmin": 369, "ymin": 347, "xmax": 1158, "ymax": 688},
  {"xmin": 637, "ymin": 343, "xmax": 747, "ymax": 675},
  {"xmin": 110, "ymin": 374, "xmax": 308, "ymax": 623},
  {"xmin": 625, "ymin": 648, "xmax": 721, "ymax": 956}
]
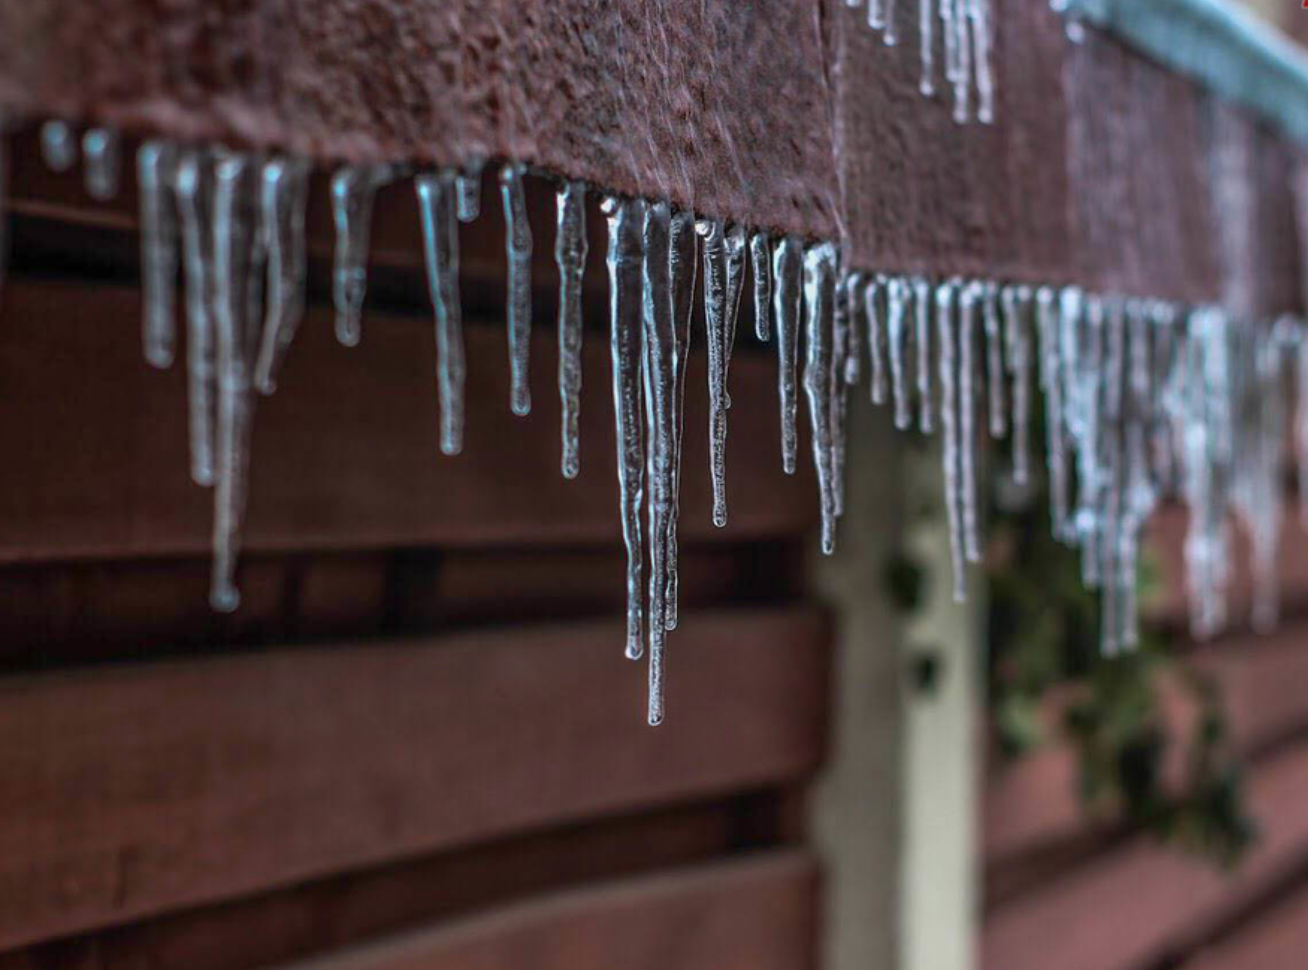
[
  {"xmin": 844, "ymin": 0, "xmax": 998, "ymax": 125},
  {"xmin": 24, "ymin": 118, "xmax": 1306, "ymax": 725}
]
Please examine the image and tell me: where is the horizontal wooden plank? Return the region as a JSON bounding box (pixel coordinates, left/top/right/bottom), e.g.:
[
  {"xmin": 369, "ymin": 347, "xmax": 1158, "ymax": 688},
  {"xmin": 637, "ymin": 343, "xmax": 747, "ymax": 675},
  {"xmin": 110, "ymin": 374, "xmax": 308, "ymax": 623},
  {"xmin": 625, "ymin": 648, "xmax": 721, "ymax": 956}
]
[
  {"xmin": 0, "ymin": 278, "xmax": 814, "ymax": 562},
  {"xmin": 0, "ymin": 606, "xmax": 830, "ymax": 950},
  {"xmin": 985, "ymin": 619, "xmax": 1308, "ymax": 868},
  {"xmin": 1184, "ymin": 881, "xmax": 1308, "ymax": 969},
  {"xmin": 274, "ymin": 852, "xmax": 817, "ymax": 970},
  {"xmin": 983, "ymin": 740, "xmax": 1308, "ymax": 970}
]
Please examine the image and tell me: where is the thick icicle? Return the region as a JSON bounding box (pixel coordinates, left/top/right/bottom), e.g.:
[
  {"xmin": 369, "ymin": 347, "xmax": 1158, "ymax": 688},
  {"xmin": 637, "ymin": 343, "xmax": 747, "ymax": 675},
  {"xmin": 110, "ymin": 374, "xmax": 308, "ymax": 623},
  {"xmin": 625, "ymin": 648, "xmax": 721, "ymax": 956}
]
[
  {"xmin": 886, "ymin": 276, "xmax": 913, "ymax": 430},
  {"xmin": 698, "ymin": 219, "xmax": 746, "ymax": 527},
  {"xmin": 500, "ymin": 163, "xmax": 533, "ymax": 416},
  {"xmin": 331, "ymin": 164, "xmax": 398, "ymax": 347},
  {"xmin": 774, "ymin": 237, "xmax": 804, "ymax": 475},
  {"xmin": 82, "ymin": 128, "xmax": 120, "ymax": 200},
  {"xmin": 208, "ymin": 152, "xmax": 258, "ymax": 613},
  {"xmin": 415, "ymin": 171, "xmax": 468, "ymax": 457},
  {"xmin": 968, "ymin": 0, "xmax": 996, "ymax": 124},
  {"xmin": 866, "ymin": 276, "xmax": 888, "ymax": 405},
  {"xmin": 554, "ymin": 181, "xmax": 588, "ymax": 477},
  {"xmin": 665, "ymin": 211, "xmax": 698, "ymax": 631},
  {"xmin": 1002, "ymin": 285, "xmax": 1033, "ymax": 485},
  {"xmin": 40, "ymin": 120, "xmax": 76, "ymax": 172},
  {"xmin": 937, "ymin": 281, "xmax": 966, "ymax": 601},
  {"xmin": 172, "ymin": 150, "xmax": 217, "ymax": 487},
  {"xmin": 751, "ymin": 233, "xmax": 772, "ymax": 342},
  {"xmin": 914, "ymin": 276, "xmax": 935, "ymax": 433},
  {"xmin": 920, "ymin": 0, "xmax": 937, "ymax": 96},
  {"xmin": 959, "ymin": 281, "xmax": 982, "ymax": 563},
  {"xmin": 982, "ymin": 281, "xmax": 1006, "ymax": 438},
  {"xmin": 642, "ymin": 202, "xmax": 676, "ymax": 726},
  {"xmin": 804, "ymin": 243, "xmax": 839, "ymax": 554},
  {"xmin": 455, "ymin": 159, "xmax": 484, "ymax": 223},
  {"xmin": 253, "ymin": 157, "xmax": 311, "ymax": 395},
  {"xmin": 605, "ymin": 196, "xmax": 647, "ymax": 662},
  {"xmin": 867, "ymin": 0, "xmax": 885, "ymax": 30},
  {"xmin": 137, "ymin": 140, "xmax": 179, "ymax": 370}
]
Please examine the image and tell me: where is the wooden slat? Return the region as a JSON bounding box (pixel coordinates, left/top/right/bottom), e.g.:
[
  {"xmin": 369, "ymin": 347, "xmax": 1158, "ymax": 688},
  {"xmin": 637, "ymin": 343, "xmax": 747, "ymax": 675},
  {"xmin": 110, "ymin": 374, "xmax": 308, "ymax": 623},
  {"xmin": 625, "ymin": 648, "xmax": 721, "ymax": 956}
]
[
  {"xmin": 0, "ymin": 279, "xmax": 813, "ymax": 562},
  {"xmin": 983, "ymin": 741, "xmax": 1308, "ymax": 970},
  {"xmin": 273, "ymin": 852, "xmax": 817, "ymax": 970},
  {"xmin": 1185, "ymin": 881, "xmax": 1308, "ymax": 969},
  {"xmin": 0, "ymin": 606, "xmax": 829, "ymax": 950}
]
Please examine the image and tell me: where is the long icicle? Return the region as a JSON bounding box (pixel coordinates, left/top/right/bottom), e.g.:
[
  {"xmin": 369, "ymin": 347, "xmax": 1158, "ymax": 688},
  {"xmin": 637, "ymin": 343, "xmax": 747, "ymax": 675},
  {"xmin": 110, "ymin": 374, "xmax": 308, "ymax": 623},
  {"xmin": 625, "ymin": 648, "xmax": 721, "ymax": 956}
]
[
  {"xmin": 605, "ymin": 196, "xmax": 647, "ymax": 661},
  {"xmin": 138, "ymin": 140, "xmax": 179, "ymax": 370},
  {"xmin": 914, "ymin": 276, "xmax": 935, "ymax": 432},
  {"xmin": 831, "ymin": 270, "xmax": 852, "ymax": 520},
  {"xmin": 938, "ymin": 280, "xmax": 967, "ymax": 601},
  {"xmin": 699, "ymin": 219, "xmax": 745, "ymax": 526},
  {"xmin": 959, "ymin": 281, "xmax": 982, "ymax": 563},
  {"xmin": 1003, "ymin": 285, "xmax": 1033, "ymax": 485},
  {"xmin": 804, "ymin": 244, "xmax": 839, "ymax": 554},
  {"xmin": 500, "ymin": 163, "xmax": 533, "ymax": 416},
  {"xmin": 983, "ymin": 280, "xmax": 1006, "ymax": 438},
  {"xmin": 774, "ymin": 237, "xmax": 804, "ymax": 475},
  {"xmin": 642, "ymin": 202, "xmax": 676, "ymax": 726},
  {"xmin": 331, "ymin": 164, "xmax": 397, "ymax": 347},
  {"xmin": 172, "ymin": 150, "xmax": 217, "ymax": 487},
  {"xmin": 1037, "ymin": 286, "xmax": 1071, "ymax": 539},
  {"xmin": 416, "ymin": 171, "xmax": 468, "ymax": 457},
  {"xmin": 554, "ymin": 181, "xmax": 588, "ymax": 477},
  {"xmin": 887, "ymin": 276, "xmax": 912, "ymax": 429},
  {"xmin": 665, "ymin": 211, "xmax": 698, "ymax": 631},
  {"xmin": 920, "ymin": 0, "xmax": 937, "ymax": 96},
  {"xmin": 866, "ymin": 276, "xmax": 888, "ymax": 405},
  {"xmin": 751, "ymin": 233, "xmax": 772, "ymax": 342},
  {"xmin": 253, "ymin": 157, "xmax": 311, "ymax": 395},
  {"xmin": 968, "ymin": 0, "xmax": 996, "ymax": 123}
]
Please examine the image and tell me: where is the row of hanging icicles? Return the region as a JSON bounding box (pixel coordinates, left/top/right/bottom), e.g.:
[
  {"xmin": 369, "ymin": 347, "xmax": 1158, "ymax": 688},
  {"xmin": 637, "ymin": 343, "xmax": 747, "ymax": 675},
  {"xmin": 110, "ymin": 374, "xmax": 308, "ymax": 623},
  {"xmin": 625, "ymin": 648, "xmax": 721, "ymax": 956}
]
[{"xmin": 23, "ymin": 115, "xmax": 1305, "ymax": 726}]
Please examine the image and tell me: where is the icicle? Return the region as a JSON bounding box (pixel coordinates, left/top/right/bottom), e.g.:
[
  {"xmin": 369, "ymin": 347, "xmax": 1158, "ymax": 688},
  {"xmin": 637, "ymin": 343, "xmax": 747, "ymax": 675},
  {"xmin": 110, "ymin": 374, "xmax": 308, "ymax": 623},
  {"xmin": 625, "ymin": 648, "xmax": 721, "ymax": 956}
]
[
  {"xmin": 1071, "ymin": 294, "xmax": 1105, "ymax": 587},
  {"xmin": 642, "ymin": 202, "xmax": 676, "ymax": 726},
  {"xmin": 331, "ymin": 164, "xmax": 398, "ymax": 347},
  {"xmin": 844, "ymin": 273, "xmax": 864, "ymax": 388},
  {"xmin": 698, "ymin": 219, "xmax": 746, "ymax": 527},
  {"xmin": 774, "ymin": 237, "xmax": 804, "ymax": 476},
  {"xmin": 937, "ymin": 281, "xmax": 966, "ymax": 601},
  {"xmin": 664, "ymin": 210, "xmax": 698, "ymax": 631},
  {"xmin": 959, "ymin": 281, "xmax": 982, "ymax": 563},
  {"xmin": 137, "ymin": 140, "xmax": 179, "ymax": 370},
  {"xmin": 883, "ymin": 0, "xmax": 899, "ymax": 45},
  {"xmin": 82, "ymin": 128, "xmax": 120, "ymax": 200},
  {"xmin": 416, "ymin": 171, "xmax": 468, "ymax": 457},
  {"xmin": 751, "ymin": 233, "xmax": 772, "ymax": 342},
  {"xmin": 968, "ymin": 0, "xmax": 996, "ymax": 124},
  {"xmin": 868, "ymin": 0, "xmax": 885, "ymax": 30},
  {"xmin": 455, "ymin": 159, "xmax": 484, "ymax": 223},
  {"xmin": 554, "ymin": 181, "xmax": 588, "ymax": 477},
  {"xmin": 1298, "ymin": 334, "xmax": 1308, "ymax": 529},
  {"xmin": 500, "ymin": 163, "xmax": 534, "ymax": 416},
  {"xmin": 604, "ymin": 196, "xmax": 647, "ymax": 662},
  {"xmin": 982, "ymin": 280, "xmax": 1006, "ymax": 438},
  {"xmin": 40, "ymin": 120, "xmax": 76, "ymax": 172},
  {"xmin": 951, "ymin": 0, "xmax": 972, "ymax": 124},
  {"xmin": 253, "ymin": 157, "xmax": 311, "ymax": 395},
  {"xmin": 1036, "ymin": 286, "xmax": 1070, "ymax": 539},
  {"xmin": 831, "ymin": 270, "xmax": 852, "ymax": 520},
  {"xmin": 804, "ymin": 243, "xmax": 839, "ymax": 554},
  {"xmin": 914, "ymin": 276, "xmax": 935, "ymax": 433},
  {"xmin": 886, "ymin": 276, "xmax": 913, "ymax": 430},
  {"xmin": 920, "ymin": 0, "xmax": 937, "ymax": 96},
  {"xmin": 1002, "ymin": 285, "xmax": 1033, "ymax": 485},
  {"xmin": 172, "ymin": 150, "xmax": 217, "ymax": 487},
  {"xmin": 865, "ymin": 276, "xmax": 889, "ymax": 405},
  {"xmin": 208, "ymin": 151, "xmax": 258, "ymax": 613}
]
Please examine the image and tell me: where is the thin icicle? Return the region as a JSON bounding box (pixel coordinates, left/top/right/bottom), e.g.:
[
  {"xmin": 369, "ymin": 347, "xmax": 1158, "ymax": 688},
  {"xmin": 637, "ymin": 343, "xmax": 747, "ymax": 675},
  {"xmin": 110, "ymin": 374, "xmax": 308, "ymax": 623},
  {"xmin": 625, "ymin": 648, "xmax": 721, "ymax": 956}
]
[
  {"xmin": 804, "ymin": 243, "xmax": 839, "ymax": 554},
  {"xmin": 959, "ymin": 281, "xmax": 982, "ymax": 563},
  {"xmin": 331, "ymin": 164, "xmax": 398, "ymax": 347},
  {"xmin": 920, "ymin": 0, "xmax": 937, "ymax": 96},
  {"xmin": 138, "ymin": 140, "xmax": 179, "ymax": 370},
  {"xmin": 172, "ymin": 150, "xmax": 217, "ymax": 487},
  {"xmin": 883, "ymin": 0, "xmax": 900, "ymax": 45},
  {"xmin": 642, "ymin": 202, "xmax": 676, "ymax": 726},
  {"xmin": 968, "ymin": 0, "xmax": 996, "ymax": 124},
  {"xmin": 844, "ymin": 273, "xmax": 864, "ymax": 388},
  {"xmin": 40, "ymin": 120, "xmax": 76, "ymax": 172},
  {"xmin": 665, "ymin": 210, "xmax": 698, "ymax": 631},
  {"xmin": 455, "ymin": 159, "xmax": 484, "ymax": 223},
  {"xmin": 937, "ymin": 281, "xmax": 966, "ymax": 601},
  {"xmin": 868, "ymin": 0, "xmax": 885, "ymax": 30},
  {"xmin": 208, "ymin": 152, "xmax": 258, "ymax": 613},
  {"xmin": 82, "ymin": 128, "xmax": 120, "ymax": 200},
  {"xmin": 886, "ymin": 276, "xmax": 912, "ymax": 430},
  {"xmin": 914, "ymin": 276, "xmax": 935, "ymax": 432},
  {"xmin": 416, "ymin": 171, "xmax": 468, "ymax": 457},
  {"xmin": 774, "ymin": 237, "xmax": 803, "ymax": 475},
  {"xmin": 500, "ymin": 163, "xmax": 534, "ymax": 416},
  {"xmin": 554, "ymin": 181, "xmax": 588, "ymax": 477},
  {"xmin": 1002, "ymin": 285, "xmax": 1033, "ymax": 485},
  {"xmin": 865, "ymin": 276, "xmax": 889, "ymax": 405},
  {"xmin": 832, "ymin": 270, "xmax": 852, "ymax": 520},
  {"xmin": 253, "ymin": 157, "xmax": 311, "ymax": 395},
  {"xmin": 1036, "ymin": 287, "xmax": 1070, "ymax": 539},
  {"xmin": 751, "ymin": 233, "xmax": 772, "ymax": 341},
  {"xmin": 604, "ymin": 196, "xmax": 647, "ymax": 662},
  {"xmin": 982, "ymin": 280, "xmax": 1006, "ymax": 438},
  {"xmin": 951, "ymin": 0, "xmax": 972, "ymax": 124},
  {"xmin": 699, "ymin": 219, "xmax": 746, "ymax": 527}
]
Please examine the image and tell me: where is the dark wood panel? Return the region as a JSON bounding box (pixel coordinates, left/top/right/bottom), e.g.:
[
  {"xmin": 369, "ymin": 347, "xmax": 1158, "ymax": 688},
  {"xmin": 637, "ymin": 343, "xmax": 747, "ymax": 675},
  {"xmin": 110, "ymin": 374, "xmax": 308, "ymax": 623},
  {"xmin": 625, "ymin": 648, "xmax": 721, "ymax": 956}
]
[
  {"xmin": 0, "ymin": 279, "xmax": 814, "ymax": 562},
  {"xmin": 983, "ymin": 742, "xmax": 1308, "ymax": 970},
  {"xmin": 0, "ymin": 607, "xmax": 829, "ymax": 950},
  {"xmin": 269, "ymin": 852, "xmax": 817, "ymax": 970}
]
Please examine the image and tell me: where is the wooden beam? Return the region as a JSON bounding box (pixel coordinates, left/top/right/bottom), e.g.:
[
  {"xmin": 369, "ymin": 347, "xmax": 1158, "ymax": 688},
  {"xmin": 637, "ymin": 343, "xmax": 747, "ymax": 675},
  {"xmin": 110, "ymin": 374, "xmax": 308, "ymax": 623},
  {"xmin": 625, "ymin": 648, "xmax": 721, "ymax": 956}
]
[{"xmin": 0, "ymin": 607, "xmax": 830, "ymax": 950}]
